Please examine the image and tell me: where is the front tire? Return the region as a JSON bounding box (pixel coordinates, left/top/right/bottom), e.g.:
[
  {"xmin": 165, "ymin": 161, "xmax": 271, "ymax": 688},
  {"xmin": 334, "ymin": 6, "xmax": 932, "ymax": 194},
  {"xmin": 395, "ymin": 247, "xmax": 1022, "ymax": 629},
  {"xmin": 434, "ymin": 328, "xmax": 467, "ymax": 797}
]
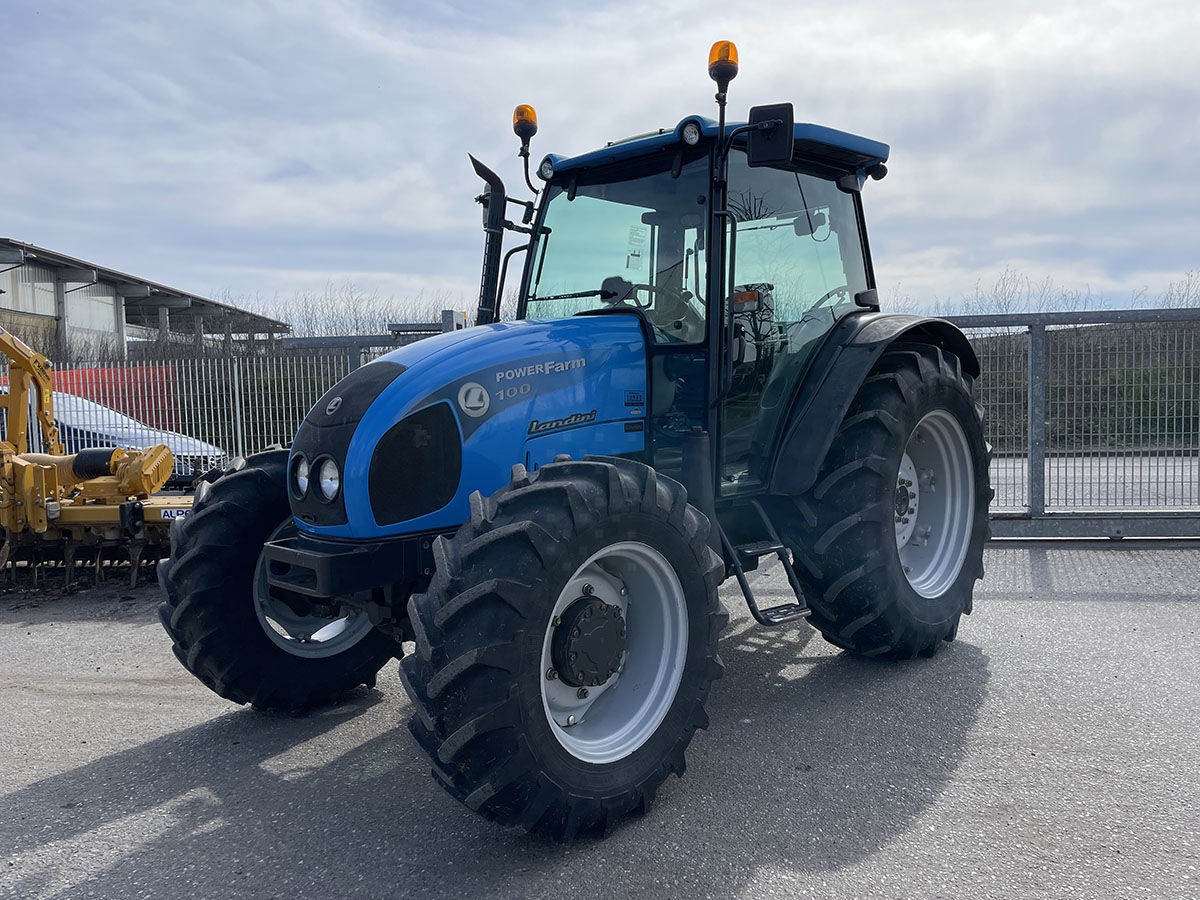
[
  {"xmin": 400, "ymin": 457, "xmax": 726, "ymax": 840},
  {"xmin": 158, "ymin": 450, "xmax": 398, "ymax": 711},
  {"xmin": 779, "ymin": 343, "xmax": 991, "ymax": 659}
]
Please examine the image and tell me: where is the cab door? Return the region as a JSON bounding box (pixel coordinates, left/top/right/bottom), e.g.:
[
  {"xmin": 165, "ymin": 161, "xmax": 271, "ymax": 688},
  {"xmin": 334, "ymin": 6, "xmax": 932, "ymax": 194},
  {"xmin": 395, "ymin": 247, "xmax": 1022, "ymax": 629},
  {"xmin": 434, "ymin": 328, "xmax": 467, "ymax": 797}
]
[{"xmin": 719, "ymin": 155, "xmax": 873, "ymax": 493}]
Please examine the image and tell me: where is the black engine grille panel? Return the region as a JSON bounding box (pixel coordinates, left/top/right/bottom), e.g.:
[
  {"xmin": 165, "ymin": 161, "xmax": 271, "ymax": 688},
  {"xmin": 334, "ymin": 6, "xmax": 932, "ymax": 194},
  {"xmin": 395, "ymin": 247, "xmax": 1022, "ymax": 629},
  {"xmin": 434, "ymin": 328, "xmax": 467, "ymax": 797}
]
[{"xmin": 369, "ymin": 402, "xmax": 462, "ymax": 526}]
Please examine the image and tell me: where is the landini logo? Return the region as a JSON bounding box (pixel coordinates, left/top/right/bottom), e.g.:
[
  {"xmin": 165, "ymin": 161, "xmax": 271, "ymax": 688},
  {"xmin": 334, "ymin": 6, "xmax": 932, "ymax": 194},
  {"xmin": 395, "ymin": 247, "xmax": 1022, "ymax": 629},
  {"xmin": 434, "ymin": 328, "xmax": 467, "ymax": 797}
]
[
  {"xmin": 527, "ymin": 410, "xmax": 596, "ymax": 435},
  {"xmin": 457, "ymin": 382, "xmax": 491, "ymax": 418}
]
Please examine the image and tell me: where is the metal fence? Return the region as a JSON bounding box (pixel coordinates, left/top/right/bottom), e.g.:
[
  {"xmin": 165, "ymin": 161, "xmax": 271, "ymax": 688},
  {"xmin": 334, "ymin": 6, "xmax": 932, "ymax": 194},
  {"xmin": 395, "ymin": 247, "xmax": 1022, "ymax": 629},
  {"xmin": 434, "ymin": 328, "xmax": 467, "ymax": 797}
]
[
  {"xmin": 0, "ymin": 316, "xmax": 453, "ymax": 461},
  {"xmin": 4, "ymin": 308, "xmax": 1198, "ymax": 538},
  {"xmin": 947, "ymin": 308, "xmax": 1200, "ymax": 538},
  {"xmin": 3, "ymin": 353, "xmax": 353, "ymax": 460}
]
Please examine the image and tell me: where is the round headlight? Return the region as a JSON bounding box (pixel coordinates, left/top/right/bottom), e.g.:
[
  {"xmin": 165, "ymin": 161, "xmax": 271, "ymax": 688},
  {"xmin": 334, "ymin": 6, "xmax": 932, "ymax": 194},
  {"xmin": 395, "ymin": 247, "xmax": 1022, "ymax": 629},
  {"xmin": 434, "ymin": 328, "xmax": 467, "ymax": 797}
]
[
  {"xmin": 681, "ymin": 122, "xmax": 701, "ymax": 146},
  {"xmin": 291, "ymin": 455, "xmax": 310, "ymax": 498},
  {"xmin": 538, "ymin": 159, "xmax": 555, "ymax": 180},
  {"xmin": 318, "ymin": 458, "xmax": 340, "ymax": 500}
]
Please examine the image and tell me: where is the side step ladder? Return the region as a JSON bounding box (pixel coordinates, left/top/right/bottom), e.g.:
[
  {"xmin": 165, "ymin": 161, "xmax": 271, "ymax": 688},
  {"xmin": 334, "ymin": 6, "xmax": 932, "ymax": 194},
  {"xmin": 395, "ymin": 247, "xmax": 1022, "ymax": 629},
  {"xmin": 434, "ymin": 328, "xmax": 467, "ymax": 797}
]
[{"xmin": 719, "ymin": 499, "xmax": 812, "ymax": 626}]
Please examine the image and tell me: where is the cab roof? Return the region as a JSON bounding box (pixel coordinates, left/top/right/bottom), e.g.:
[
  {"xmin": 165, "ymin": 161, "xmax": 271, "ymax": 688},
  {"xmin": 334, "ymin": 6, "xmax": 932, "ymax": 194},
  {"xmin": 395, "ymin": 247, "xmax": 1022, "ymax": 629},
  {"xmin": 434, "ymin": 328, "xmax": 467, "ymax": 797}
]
[{"xmin": 539, "ymin": 116, "xmax": 890, "ymax": 180}]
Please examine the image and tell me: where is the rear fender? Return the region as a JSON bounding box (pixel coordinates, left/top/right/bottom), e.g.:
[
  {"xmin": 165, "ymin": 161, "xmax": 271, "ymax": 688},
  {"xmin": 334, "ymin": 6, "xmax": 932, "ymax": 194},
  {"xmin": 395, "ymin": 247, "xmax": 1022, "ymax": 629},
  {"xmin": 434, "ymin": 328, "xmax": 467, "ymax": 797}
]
[{"xmin": 767, "ymin": 313, "xmax": 978, "ymax": 497}]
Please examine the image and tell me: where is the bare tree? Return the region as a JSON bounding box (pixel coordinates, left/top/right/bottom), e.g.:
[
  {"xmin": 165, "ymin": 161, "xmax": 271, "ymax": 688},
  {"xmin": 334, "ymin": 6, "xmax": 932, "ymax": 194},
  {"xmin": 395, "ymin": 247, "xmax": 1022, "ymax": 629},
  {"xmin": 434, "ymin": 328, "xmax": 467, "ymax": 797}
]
[
  {"xmin": 246, "ymin": 282, "xmax": 471, "ymax": 338},
  {"xmin": 1158, "ymin": 270, "xmax": 1200, "ymax": 308}
]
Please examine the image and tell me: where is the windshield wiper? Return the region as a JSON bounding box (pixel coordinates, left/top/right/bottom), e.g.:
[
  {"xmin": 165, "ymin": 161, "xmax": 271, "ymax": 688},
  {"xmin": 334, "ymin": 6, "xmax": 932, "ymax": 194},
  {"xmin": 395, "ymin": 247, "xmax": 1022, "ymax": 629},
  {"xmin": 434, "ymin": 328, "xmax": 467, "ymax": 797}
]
[{"xmin": 529, "ymin": 288, "xmax": 606, "ymax": 302}]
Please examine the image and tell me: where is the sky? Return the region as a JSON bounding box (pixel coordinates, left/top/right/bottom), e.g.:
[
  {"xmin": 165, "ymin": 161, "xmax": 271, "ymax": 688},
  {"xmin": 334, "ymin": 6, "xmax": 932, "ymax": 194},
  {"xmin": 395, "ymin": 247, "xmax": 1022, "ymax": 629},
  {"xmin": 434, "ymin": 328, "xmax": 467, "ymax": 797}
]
[{"xmin": 5, "ymin": 0, "xmax": 1199, "ymax": 319}]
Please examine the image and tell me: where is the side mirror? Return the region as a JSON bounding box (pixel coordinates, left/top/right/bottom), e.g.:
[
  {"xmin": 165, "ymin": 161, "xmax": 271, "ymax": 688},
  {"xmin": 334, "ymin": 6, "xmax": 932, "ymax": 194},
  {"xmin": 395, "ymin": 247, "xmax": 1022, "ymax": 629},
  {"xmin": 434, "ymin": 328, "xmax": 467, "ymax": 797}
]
[
  {"xmin": 747, "ymin": 103, "xmax": 794, "ymax": 167},
  {"xmin": 731, "ymin": 289, "xmax": 762, "ymax": 314},
  {"xmin": 794, "ymin": 209, "xmax": 828, "ymax": 237}
]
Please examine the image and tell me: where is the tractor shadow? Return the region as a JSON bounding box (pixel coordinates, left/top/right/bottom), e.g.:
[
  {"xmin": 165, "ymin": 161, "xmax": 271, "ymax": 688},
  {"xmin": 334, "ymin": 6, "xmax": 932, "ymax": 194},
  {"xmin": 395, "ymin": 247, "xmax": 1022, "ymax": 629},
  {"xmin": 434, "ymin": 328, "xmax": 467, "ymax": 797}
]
[
  {"xmin": 673, "ymin": 610, "xmax": 991, "ymax": 878},
  {"xmin": 1, "ymin": 586, "xmax": 989, "ymax": 898}
]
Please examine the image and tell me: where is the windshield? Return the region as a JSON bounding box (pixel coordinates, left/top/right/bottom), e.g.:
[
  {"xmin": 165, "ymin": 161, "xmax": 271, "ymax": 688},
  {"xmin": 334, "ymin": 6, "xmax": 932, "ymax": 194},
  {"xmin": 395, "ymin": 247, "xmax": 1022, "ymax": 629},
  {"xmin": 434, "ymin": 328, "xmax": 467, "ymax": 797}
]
[{"xmin": 522, "ymin": 151, "xmax": 710, "ymax": 344}]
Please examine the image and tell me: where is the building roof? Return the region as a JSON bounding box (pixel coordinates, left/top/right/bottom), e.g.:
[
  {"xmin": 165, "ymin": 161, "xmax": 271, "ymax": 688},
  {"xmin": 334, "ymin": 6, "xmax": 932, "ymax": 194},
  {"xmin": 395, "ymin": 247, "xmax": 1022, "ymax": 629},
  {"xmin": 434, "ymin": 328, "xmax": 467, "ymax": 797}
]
[{"xmin": 0, "ymin": 238, "xmax": 288, "ymax": 336}]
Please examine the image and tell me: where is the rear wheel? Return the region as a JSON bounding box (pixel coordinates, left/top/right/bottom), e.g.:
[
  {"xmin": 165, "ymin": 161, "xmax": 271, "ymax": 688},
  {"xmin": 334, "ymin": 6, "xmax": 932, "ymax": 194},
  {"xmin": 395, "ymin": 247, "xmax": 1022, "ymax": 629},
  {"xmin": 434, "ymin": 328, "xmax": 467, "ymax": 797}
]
[
  {"xmin": 401, "ymin": 457, "xmax": 726, "ymax": 840},
  {"xmin": 779, "ymin": 343, "xmax": 991, "ymax": 658},
  {"xmin": 158, "ymin": 450, "xmax": 398, "ymax": 711}
]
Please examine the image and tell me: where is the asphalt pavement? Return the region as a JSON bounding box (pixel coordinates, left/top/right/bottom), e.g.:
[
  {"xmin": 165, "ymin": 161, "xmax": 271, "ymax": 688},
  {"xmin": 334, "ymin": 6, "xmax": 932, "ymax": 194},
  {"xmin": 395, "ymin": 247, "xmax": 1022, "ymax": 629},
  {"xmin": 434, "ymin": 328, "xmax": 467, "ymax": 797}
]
[{"xmin": 1, "ymin": 543, "xmax": 1197, "ymax": 899}]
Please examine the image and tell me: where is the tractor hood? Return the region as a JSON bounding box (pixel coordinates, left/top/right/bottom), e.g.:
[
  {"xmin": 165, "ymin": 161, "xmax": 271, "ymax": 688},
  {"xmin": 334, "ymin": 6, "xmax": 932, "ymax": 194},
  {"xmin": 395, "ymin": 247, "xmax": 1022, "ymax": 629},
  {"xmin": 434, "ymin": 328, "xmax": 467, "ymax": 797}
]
[{"xmin": 288, "ymin": 315, "xmax": 649, "ymax": 539}]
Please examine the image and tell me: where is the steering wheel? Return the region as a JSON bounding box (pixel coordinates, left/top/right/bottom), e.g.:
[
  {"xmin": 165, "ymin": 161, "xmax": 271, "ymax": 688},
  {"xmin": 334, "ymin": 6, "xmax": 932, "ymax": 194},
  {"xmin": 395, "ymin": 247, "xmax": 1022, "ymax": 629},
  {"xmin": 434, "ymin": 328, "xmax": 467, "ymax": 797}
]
[
  {"xmin": 601, "ymin": 275, "xmax": 704, "ymax": 341},
  {"xmin": 813, "ymin": 284, "xmax": 852, "ymax": 308},
  {"xmin": 601, "ymin": 276, "xmax": 686, "ymax": 312},
  {"xmin": 601, "ymin": 276, "xmax": 654, "ymax": 310}
]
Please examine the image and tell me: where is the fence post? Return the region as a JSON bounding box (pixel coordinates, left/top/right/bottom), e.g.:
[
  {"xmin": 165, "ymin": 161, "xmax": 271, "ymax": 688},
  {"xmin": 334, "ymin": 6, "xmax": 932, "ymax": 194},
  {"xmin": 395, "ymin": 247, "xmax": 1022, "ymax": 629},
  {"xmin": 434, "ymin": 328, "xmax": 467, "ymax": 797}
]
[
  {"xmin": 1027, "ymin": 323, "xmax": 1047, "ymax": 516},
  {"xmin": 231, "ymin": 357, "xmax": 247, "ymax": 458}
]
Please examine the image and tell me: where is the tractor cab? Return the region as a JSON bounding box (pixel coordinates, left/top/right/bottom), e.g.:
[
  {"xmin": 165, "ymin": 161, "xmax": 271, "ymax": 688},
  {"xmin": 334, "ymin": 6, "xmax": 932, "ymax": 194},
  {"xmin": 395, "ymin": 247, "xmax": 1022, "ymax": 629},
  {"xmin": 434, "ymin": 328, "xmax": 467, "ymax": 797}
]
[{"xmin": 515, "ymin": 116, "xmax": 887, "ymax": 495}]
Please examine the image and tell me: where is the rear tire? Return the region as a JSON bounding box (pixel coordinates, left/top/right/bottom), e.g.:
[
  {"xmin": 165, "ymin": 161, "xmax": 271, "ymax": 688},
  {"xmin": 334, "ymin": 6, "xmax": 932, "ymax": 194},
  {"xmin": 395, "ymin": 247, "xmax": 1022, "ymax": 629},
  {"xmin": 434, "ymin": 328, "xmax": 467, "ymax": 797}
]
[
  {"xmin": 779, "ymin": 343, "xmax": 991, "ymax": 659},
  {"xmin": 401, "ymin": 457, "xmax": 726, "ymax": 840},
  {"xmin": 158, "ymin": 450, "xmax": 398, "ymax": 711}
]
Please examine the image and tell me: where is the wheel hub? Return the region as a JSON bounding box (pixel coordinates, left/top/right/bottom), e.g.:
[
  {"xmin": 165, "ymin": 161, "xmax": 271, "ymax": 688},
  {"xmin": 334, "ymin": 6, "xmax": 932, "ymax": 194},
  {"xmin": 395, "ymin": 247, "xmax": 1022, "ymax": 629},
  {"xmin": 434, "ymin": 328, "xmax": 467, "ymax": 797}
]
[
  {"xmin": 894, "ymin": 453, "xmax": 919, "ymax": 548},
  {"xmin": 550, "ymin": 596, "xmax": 627, "ymax": 687}
]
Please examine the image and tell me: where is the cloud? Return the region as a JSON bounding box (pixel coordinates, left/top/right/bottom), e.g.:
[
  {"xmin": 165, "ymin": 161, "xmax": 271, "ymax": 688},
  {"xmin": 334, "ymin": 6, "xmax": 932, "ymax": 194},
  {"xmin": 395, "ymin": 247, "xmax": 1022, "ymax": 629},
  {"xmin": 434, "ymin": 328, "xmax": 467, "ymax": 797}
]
[{"xmin": 4, "ymin": 0, "xmax": 1198, "ymax": 315}]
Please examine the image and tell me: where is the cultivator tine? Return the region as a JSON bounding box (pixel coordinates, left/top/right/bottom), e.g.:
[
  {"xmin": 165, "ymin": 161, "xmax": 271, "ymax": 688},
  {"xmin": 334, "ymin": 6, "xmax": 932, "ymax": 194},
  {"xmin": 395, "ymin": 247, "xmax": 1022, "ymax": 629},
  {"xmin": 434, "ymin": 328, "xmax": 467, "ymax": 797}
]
[
  {"xmin": 128, "ymin": 539, "xmax": 145, "ymax": 587},
  {"xmin": 63, "ymin": 541, "xmax": 77, "ymax": 590}
]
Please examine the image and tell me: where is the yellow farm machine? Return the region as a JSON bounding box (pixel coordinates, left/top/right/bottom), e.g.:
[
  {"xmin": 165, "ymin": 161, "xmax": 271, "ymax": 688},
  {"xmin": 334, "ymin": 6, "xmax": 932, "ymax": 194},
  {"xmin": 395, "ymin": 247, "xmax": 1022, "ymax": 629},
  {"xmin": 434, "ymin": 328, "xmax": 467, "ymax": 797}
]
[{"xmin": 0, "ymin": 327, "xmax": 193, "ymax": 584}]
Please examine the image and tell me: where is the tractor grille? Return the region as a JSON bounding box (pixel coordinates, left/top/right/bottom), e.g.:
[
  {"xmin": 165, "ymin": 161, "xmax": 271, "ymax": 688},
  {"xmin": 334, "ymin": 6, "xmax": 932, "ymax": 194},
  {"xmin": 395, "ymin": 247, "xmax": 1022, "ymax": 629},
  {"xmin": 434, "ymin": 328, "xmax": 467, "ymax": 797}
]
[{"xmin": 369, "ymin": 402, "xmax": 462, "ymax": 526}]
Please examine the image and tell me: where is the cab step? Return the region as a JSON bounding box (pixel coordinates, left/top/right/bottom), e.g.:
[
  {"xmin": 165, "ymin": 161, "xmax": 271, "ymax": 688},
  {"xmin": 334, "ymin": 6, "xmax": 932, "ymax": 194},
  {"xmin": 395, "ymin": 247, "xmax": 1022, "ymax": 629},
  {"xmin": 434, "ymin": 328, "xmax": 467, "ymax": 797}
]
[
  {"xmin": 720, "ymin": 500, "xmax": 811, "ymax": 627},
  {"xmin": 757, "ymin": 602, "xmax": 811, "ymax": 625},
  {"xmin": 735, "ymin": 540, "xmax": 785, "ymax": 565}
]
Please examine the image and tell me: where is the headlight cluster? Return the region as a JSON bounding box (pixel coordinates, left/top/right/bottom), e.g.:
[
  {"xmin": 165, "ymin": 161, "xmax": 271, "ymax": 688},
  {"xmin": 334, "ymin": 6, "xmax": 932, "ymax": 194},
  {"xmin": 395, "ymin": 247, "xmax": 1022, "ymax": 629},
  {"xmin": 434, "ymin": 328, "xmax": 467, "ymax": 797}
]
[{"xmin": 290, "ymin": 453, "xmax": 340, "ymax": 501}]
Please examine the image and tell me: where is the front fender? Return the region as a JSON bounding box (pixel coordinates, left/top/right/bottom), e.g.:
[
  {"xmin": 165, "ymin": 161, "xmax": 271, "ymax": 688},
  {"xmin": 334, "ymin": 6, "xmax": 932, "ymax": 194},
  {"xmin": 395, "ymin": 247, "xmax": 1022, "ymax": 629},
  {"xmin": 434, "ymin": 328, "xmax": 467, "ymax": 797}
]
[{"xmin": 767, "ymin": 312, "xmax": 978, "ymax": 497}]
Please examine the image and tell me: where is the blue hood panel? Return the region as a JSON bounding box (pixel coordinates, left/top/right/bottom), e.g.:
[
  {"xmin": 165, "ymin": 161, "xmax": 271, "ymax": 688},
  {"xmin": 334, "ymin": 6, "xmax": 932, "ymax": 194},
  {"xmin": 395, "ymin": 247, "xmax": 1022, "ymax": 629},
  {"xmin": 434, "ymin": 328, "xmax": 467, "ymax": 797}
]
[{"xmin": 299, "ymin": 315, "xmax": 648, "ymax": 539}]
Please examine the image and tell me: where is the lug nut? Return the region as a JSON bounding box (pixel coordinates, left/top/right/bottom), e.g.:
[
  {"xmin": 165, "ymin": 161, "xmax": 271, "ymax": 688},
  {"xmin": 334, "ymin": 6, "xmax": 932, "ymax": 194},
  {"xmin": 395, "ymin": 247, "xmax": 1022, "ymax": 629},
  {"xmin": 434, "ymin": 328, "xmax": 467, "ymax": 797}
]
[
  {"xmin": 582, "ymin": 583, "xmax": 594, "ymax": 595},
  {"xmin": 577, "ymin": 687, "xmax": 589, "ymax": 699},
  {"xmin": 546, "ymin": 668, "xmax": 558, "ymax": 681}
]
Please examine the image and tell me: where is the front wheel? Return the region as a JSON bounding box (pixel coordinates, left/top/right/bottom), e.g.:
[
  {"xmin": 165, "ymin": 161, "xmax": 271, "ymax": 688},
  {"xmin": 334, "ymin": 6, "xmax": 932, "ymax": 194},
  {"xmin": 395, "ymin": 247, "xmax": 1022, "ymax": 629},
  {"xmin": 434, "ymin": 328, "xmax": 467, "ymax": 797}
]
[
  {"xmin": 401, "ymin": 457, "xmax": 726, "ymax": 840},
  {"xmin": 158, "ymin": 450, "xmax": 399, "ymax": 711},
  {"xmin": 779, "ymin": 343, "xmax": 991, "ymax": 658}
]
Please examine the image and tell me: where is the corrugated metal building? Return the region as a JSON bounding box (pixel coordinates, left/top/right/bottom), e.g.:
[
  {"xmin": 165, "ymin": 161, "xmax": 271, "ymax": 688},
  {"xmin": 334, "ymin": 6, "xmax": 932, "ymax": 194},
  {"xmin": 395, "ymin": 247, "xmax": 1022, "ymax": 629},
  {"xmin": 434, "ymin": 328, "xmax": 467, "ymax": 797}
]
[{"xmin": 0, "ymin": 238, "xmax": 287, "ymax": 356}]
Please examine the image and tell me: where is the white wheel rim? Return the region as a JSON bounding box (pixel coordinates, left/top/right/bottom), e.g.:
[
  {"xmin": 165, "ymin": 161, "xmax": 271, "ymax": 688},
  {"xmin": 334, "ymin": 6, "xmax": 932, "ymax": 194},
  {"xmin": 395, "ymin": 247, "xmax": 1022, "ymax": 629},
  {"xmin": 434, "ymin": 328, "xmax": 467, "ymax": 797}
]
[
  {"xmin": 895, "ymin": 410, "xmax": 975, "ymax": 598},
  {"xmin": 252, "ymin": 521, "xmax": 375, "ymax": 658},
  {"xmin": 540, "ymin": 541, "xmax": 688, "ymax": 764}
]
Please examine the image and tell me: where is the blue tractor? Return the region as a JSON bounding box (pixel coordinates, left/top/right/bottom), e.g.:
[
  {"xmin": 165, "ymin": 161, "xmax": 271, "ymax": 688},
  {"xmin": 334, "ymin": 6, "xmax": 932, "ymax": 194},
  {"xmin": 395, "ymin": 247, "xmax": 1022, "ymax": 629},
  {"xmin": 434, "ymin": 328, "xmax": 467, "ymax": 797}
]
[{"xmin": 160, "ymin": 43, "xmax": 990, "ymax": 840}]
